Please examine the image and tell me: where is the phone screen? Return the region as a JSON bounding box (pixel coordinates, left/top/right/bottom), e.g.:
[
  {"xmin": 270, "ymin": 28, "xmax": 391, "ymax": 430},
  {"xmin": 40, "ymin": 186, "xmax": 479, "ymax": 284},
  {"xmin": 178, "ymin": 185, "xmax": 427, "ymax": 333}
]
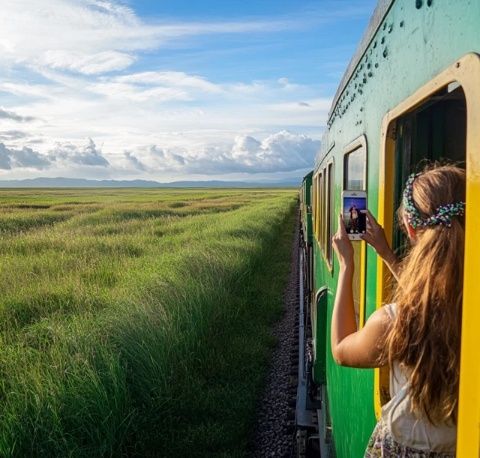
[{"xmin": 343, "ymin": 196, "xmax": 367, "ymax": 236}]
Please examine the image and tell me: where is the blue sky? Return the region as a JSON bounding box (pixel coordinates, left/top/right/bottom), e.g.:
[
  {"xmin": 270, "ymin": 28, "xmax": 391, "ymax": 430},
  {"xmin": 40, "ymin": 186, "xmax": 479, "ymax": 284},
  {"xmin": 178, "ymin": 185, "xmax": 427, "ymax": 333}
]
[{"xmin": 0, "ymin": 0, "xmax": 376, "ymax": 182}]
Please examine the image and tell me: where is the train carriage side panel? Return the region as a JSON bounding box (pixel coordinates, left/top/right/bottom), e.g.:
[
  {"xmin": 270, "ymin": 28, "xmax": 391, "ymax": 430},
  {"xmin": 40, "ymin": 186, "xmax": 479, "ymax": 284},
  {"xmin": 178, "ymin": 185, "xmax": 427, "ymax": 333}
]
[{"xmin": 311, "ymin": 0, "xmax": 480, "ymax": 456}]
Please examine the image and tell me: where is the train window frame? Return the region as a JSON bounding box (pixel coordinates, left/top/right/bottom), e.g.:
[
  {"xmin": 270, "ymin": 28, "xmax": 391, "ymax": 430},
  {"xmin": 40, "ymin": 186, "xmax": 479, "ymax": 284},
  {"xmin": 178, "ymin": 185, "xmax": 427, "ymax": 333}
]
[
  {"xmin": 344, "ymin": 137, "xmax": 367, "ymax": 191},
  {"xmin": 376, "ymin": 54, "xmax": 480, "ymax": 448},
  {"xmin": 318, "ymin": 160, "xmax": 334, "ymax": 273},
  {"xmin": 325, "ymin": 160, "xmax": 334, "ymax": 270},
  {"xmin": 314, "ymin": 159, "xmax": 335, "ymax": 273},
  {"xmin": 320, "ymin": 168, "xmax": 326, "ymax": 252},
  {"xmin": 319, "ymin": 171, "xmax": 324, "ymax": 245},
  {"xmin": 312, "ymin": 173, "xmax": 318, "ymax": 238},
  {"xmin": 314, "ymin": 171, "xmax": 322, "ymax": 242},
  {"xmin": 343, "ymin": 136, "xmax": 368, "ymax": 330}
]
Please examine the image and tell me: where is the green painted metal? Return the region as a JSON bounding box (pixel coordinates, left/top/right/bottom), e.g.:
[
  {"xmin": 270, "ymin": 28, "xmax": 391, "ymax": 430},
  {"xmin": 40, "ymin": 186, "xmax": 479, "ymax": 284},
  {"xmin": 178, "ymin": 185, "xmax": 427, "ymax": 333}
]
[
  {"xmin": 304, "ymin": 1, "xmax": 480, "ymax": 456},
  {"xmin": 303, "ymin": 171, "xmax": 313, "ymax": 206}
]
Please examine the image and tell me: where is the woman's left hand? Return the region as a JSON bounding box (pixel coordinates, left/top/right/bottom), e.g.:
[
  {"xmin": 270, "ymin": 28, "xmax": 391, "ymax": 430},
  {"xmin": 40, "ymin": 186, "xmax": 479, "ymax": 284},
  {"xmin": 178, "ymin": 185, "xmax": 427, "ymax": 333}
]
[{"xmin": 332, "ymin": 214, "xmax": 354, "ymax": 269}]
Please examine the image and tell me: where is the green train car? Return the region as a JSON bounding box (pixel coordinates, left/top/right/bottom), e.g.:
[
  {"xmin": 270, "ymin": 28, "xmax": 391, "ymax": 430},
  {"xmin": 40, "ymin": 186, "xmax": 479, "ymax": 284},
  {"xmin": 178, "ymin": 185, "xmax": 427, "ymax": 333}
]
[{"xmin": 297, "ymin": 0, "xmax": 480, "ymax": 456}]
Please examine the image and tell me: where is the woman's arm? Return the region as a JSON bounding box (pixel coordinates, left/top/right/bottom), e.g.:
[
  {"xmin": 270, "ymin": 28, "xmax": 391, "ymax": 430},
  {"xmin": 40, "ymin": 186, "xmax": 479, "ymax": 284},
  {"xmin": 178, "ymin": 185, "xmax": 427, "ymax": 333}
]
[
  {"xmin": 331, "ymin": 214, "xmax": 391, "ymax": 368},
  {"xmin": 361, "ymin": 210, "xmax": 401, "ymax": 281},
  {"xmin": 331, "ymin": 262, "xmax": 357, "ymax": 352}
]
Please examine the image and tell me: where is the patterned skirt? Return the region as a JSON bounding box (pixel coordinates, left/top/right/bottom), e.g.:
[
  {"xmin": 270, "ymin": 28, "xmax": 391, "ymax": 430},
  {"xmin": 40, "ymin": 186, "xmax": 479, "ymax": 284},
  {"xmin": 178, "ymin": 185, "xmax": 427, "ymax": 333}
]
[{"xmin": 364, "ymin": 419, "xmax": 455, "ymax": 458}]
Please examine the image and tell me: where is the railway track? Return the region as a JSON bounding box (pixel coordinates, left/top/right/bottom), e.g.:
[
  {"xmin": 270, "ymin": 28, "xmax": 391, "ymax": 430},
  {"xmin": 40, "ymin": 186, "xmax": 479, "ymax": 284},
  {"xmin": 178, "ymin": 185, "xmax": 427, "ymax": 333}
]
[{"xmin": 250, "ymin": 213, "xmax": 320, "ymax": 458}]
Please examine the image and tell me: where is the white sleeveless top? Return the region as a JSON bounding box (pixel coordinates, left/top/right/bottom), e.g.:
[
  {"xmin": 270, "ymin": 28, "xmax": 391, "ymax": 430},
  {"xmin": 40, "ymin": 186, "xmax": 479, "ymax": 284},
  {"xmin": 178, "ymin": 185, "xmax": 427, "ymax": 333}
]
[{"xmin": 381, "ymin": 303, "xmax": 457, "ymax": 453}]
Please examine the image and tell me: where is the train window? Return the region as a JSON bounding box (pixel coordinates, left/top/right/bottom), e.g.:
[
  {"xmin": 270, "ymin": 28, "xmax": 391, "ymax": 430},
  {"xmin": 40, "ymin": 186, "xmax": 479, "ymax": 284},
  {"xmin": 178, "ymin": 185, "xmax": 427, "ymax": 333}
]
[
  {"xmin": 343, "ymin": 137, "xmax": 367, "ymax": 329},
  {"xmin": 392, "ymin": 83, "xmax": 466, "ymax": 254},
  {"xmin": 377, "ymin": 55, "xmax": 479, "ymax": 425},
  {"xmin": 313, "ymin": 174, "xmax": 316, "ymax": 238},
  {"xmin": 344, "ymin": 147, "xmax": 366, "ymax": 190},
  {"xmin": 320, "ymin": 169, "xmax": 325, "ymax": 251},
  {"xmin": 314, "ymin": 163, "xmax": 334, "ymax": 270},
  {"xmin": 319, "ymin": 172, "xmax": 324, "ymax": 244},
  {"xmin": 326, "ymin": 162, "xmax": 334, "ymax": 266},
  {"xmin": 316, "ymin": 172, "xmax": 322, "ymax": 241}
]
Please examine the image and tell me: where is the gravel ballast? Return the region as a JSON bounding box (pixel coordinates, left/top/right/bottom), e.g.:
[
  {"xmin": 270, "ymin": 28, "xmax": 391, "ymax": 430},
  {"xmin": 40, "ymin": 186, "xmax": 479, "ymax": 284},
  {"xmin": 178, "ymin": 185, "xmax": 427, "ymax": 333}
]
[{"xmin": 249, "ymin": 215, "xmax": 300, "ymax": 458}]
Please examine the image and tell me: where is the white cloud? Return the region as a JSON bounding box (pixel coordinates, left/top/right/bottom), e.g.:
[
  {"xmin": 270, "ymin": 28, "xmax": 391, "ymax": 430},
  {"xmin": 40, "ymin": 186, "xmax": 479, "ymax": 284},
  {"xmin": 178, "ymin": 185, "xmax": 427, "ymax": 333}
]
[
  {"xmin": 0, "ymin": 130, "xmax": 29, "ymax": 140},
  {"xmin": 0, "ymin": 1, "xmax": 332, "ymax": 180},
  {"xmin": 0, "ymin": 143, "xmax": 51, "ymax": 170},
  {"xmin": 43, "ymin": 50, "xmax": 135, "ymax": 75},
  {"xmin": 87, "ymin": 81, "xmax": 192, "ymax": 102},
  {"xmin": 0, "ymin": 138, "xmax": 113, "ymax": 172},
  {"xmin": 0, "ymin": 67, "xmax": 329, "ymax": 147},
  {"xmin": 0, "ymin": 0, "xmax": 292, "ymax": 76},
  {"xmin": 0, "ymin": 65, "xmax": 329, "ymax": 179},
  {"xmin": 277, "ymin": 77, "xmax": 301, "ymax": 91},
  {"xmin": 123, "ymin": 130, "xmax": 320, "ymax": 175},
  {"xmin": 0, "ymin": 131, "xmax": 319, "ymax": 179},
  {"xmin": 0, "ymin": 86, "xmax": 45, "ymax": 104},
  {"xmin": 49, "ymin": 138, "xmax": 110, "ymax": 167},
  {"xmin": 0, "ymin": 107, "xmax": 36, "ymax": 122},
  {"xmin": 113, "ymin": 72, "xmax": 221, "ymax": 93},
  {"xmin": 124, "ymin": 151, "xmax": 148, "ymax": 172}
]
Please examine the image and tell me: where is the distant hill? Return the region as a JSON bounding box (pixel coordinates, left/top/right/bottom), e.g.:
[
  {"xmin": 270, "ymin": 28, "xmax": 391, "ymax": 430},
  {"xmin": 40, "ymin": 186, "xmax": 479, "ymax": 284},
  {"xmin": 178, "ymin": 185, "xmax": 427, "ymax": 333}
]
[{"xmin": 0, "ymin": 177, "xmax": 300, "ymax": 188}]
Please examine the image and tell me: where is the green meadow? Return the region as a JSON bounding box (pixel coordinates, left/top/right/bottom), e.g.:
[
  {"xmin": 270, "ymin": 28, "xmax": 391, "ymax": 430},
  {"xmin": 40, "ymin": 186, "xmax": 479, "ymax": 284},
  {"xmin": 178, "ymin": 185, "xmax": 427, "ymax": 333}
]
[{"xmin": 0, "ymin": 188, "xmax": 297, "ymax": 457}]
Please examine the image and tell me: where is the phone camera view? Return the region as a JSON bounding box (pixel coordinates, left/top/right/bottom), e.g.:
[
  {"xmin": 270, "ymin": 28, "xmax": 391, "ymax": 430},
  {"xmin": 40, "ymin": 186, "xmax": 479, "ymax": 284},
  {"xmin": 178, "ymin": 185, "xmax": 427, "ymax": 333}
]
[{"xmin": 343, "ymin": 196, "xmax": 367, "ymax": 238}]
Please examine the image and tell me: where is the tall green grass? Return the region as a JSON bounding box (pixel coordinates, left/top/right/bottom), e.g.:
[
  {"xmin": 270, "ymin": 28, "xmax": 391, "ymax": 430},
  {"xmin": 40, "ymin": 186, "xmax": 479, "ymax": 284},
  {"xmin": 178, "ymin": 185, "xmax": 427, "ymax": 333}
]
[{"xmin": 0, "ymin": 188, "xmax": 296, "ymax": 456}]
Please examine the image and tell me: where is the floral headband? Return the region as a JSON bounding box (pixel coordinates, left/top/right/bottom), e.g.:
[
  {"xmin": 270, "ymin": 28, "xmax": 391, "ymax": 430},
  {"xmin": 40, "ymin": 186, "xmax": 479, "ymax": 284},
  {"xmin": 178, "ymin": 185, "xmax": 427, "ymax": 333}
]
[{"xmin": 402, "ymin": 172, "xmax": 465, "ymax": 229}]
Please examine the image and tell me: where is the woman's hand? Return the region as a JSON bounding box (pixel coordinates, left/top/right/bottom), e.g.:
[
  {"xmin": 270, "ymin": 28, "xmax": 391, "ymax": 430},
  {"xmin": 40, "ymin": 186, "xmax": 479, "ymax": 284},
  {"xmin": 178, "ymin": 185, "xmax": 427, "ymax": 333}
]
[
  {"xmin": 361, "ymin": 210, "xmax": 397, "ymax": 266},
  {"xmin": 332, "ymin": 214, "xmax": 354, "ymax": 269}
]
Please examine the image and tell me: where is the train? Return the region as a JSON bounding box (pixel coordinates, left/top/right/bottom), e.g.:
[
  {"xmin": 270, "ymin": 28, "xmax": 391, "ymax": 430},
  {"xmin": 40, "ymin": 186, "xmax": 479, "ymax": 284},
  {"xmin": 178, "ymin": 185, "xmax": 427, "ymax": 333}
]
[{"xmin": 296, "ymin": 0, "xmax": 480, "ymax": 456}]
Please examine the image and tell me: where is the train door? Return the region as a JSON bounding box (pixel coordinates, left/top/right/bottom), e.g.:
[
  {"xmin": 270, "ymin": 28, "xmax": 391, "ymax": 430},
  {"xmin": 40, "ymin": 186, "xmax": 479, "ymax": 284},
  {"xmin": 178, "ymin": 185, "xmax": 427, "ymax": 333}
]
[{"xmin": 376, "ymin": 53, "xmax": 480, "ymax": 457}]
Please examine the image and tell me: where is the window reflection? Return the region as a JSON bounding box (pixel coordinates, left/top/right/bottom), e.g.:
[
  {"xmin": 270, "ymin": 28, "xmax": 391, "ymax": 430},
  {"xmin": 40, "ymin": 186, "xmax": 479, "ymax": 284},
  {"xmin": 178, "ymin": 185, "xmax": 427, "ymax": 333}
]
[{"xmin": 345, "ymin": 148, "xmax": 366, "ymax": 190}]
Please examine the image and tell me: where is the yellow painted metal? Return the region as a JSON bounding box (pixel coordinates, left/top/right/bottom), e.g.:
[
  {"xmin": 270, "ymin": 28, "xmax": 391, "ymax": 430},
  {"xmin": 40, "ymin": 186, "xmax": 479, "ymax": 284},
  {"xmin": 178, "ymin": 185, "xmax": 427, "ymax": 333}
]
[
  {"xmin": 317, "ymin": 172, "xmax": 321, "ymax": 240},
  {"xmin": 374, "ymin": 116, "xmax": 395, "ymax": 420},
  {"xmin": 320, "ymin": 171, "xmax": 325, "ymax": 247},
  {"xmin": 456, "ymin": 53, "xmax": 480, "ymax": 458},
  {"xmin": 375, "ymin": 54, "xmax": 480, "ymax": 452},
  {"xmin": 316, "ymin": 159, "xmax": 335, "ymax": 273},
  {"xmin": 326, "ymin": 161, "xmax": 334, "ymax": 268},
  {"xmin": 314, "ymin": 175, "xmax": 317, "ymax": 240},
  {"xmin": 358, "ymin": 241, "xmax": 367, "ymax": 330},
  {"xmin": 349, "ymin": 243, "xmax": 367, "ymax": 330}
]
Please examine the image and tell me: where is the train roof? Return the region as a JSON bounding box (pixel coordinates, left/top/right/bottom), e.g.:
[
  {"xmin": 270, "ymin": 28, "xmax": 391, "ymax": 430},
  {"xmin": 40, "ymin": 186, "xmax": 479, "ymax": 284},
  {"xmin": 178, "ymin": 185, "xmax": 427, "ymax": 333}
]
[{"xmin": 328, "ymin": 0, "xmax": 394, "ymax": 121}]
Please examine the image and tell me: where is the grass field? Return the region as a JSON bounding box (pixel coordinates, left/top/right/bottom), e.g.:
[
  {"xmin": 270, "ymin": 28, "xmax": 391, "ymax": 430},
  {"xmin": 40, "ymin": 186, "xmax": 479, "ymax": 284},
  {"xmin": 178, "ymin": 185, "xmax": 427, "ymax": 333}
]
[{"xmin": 0, "ymin": 188, "xmax": 297, "ymax": 457}]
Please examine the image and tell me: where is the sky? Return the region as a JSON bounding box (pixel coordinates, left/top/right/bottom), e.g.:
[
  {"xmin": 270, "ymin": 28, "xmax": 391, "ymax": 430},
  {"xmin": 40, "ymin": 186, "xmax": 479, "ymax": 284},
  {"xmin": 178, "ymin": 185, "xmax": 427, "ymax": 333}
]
[{"xmin": 0, "ymin": 0, "xmax": 377, "ymax": 183}]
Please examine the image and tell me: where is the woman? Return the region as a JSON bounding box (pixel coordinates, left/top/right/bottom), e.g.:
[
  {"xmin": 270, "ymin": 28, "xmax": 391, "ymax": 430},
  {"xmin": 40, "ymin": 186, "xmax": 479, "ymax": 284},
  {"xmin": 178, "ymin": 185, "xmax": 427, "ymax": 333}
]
[
  {"xmin": 349, "ymin": 204, "xmax": 359, "ymax": 233},
  {"xmin": 331, "ymin": 164, "xmax": 465, "ymax": 457}
]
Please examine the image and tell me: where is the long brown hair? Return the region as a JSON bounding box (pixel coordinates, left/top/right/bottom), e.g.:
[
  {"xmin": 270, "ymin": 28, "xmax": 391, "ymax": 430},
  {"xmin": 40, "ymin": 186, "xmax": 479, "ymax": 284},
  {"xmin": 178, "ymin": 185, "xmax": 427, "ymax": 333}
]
[{"xmin": 387, "ymin": 164, "xmax": 465, "ymax": 424}]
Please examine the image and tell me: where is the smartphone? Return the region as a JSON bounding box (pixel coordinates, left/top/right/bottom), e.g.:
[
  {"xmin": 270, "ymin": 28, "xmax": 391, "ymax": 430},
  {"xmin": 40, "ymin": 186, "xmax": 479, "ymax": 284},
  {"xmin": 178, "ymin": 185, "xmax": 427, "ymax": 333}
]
[{"xmin": 342, "ymin": 191, "xmax": 367, "ymax": 240}]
